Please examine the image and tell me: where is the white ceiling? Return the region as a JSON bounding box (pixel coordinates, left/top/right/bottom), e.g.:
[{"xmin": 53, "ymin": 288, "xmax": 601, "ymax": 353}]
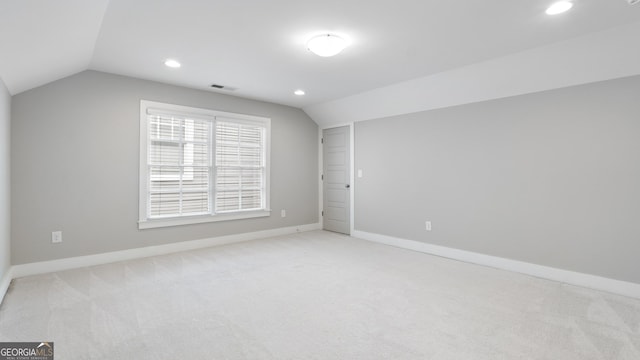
[
  {"xmin": 0, "ymin": 0, "xmax": 109, "ymax": 96},
  {"xmin": 1, "ymin": 0, "xmax": 640, "ymax": 126},
  {"xmin": 306, "ymin": 20, "xmax": 640, "ymax": 127}
]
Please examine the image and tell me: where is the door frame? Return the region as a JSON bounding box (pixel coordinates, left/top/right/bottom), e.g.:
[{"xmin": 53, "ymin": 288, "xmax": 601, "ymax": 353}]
[{"xmin": 319, "ymin": 123, "xmax": 355, "ymax": 235}]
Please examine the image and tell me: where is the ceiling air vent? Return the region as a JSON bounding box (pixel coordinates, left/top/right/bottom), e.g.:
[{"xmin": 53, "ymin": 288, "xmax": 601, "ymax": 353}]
[{"xmin": 210, "ymin": 84, "xmax": 237, "ymax": 91}]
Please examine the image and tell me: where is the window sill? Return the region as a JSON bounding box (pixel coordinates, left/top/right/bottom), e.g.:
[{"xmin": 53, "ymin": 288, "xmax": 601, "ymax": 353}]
[{"xmin": 138, "ymin": 210, "xmax": 271, "ymax": 230}]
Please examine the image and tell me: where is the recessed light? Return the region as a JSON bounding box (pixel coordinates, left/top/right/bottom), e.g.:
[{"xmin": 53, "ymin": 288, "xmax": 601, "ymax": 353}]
[
  {"xmin": 546, "ymin": 1, "xmax": 573, "ymax": 15},
  {"xmin": 164, "ymin": 59, "xmax": 181, "ymax": 68},
  {"xmin": 294, "ymin": 89, "xmax": 305, "ymax": 96},
  {"xmin": 306, "ymin": 34, "xmax": 348, "ymax": 57}
]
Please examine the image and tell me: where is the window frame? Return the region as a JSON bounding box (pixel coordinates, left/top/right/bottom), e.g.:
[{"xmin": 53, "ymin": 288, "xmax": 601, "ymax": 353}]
[{"xmin": 139, "ymin": 100, "xmax": 271, "ymax": 229}]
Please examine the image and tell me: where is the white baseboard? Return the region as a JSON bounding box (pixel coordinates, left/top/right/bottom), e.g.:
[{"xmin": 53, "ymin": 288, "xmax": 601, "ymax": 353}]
[
  {"xmin": 12, "ymin": 223, "xmax": 321, "ymax": 279},
  {"xmin": 0, "ymin": 266, "xmax": 12, "ymax": 305},
  {"xmin": 352, "ymin": 230, "xmax": 640, "ymax": 300}
]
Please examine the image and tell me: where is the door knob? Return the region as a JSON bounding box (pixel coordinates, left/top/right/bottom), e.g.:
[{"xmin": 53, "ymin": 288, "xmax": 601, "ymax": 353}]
[{"xmin": 345, "ymin": 184, "xmax": 351, "ymax": 189}]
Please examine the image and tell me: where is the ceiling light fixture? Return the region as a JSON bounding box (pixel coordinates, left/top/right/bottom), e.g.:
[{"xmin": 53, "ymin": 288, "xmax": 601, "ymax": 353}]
[
  {"xmin": 306, "ymin": 34, "xmax": 348, "ymax": 57},
  {"xmin": 164, "ymin": 59, "xmax": 181, "ymax": 68},
  {"xmin": 294, "ymin": 89, "xmax": 305, "ymax": 96},
  {"xmin": 546, "ymin": 1, "xmax": 573, "ymax": 15}
]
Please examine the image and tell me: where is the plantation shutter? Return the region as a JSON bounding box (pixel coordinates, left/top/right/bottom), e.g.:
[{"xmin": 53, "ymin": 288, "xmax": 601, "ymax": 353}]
[
  {"xmin": 140, "ymin": 101, "xmax": 269, "ymax": 228},
  {"xmin": 215, "ymin": 119, "xmax": 266, "ymax": 213},
  {"xmin": 147, "ymin": 113, "xmax": 211, "ymax": 218}
]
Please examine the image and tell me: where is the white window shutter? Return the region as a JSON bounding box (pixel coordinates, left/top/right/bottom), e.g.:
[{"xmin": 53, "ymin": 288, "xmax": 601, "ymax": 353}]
[
  {"xmin": 139, "ymin": 100, "xmax": 270, "ymax": 228},
  {"xmin": 215, "ymin": 121, "xmax": 265, "ymax": 213},
  {"xmin": 147, "ymin": 114, "xmax": 211, "ymax": 218}
]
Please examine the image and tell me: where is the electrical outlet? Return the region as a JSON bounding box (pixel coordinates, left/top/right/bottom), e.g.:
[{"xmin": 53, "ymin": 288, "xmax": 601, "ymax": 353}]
[
  {"xmin": 281, "ymin": 209, "xmax": 286, "ymax": 218},
  {"xmin": 52, "ymin": 231, "xmax": 62, "ymax": 243},
  {"xmin": 425, "ymin": 221, "xmax": 432, "ymax": 231}
]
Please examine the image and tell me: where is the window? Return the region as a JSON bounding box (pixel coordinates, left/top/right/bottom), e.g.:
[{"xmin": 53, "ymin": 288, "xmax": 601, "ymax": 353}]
[{"xmin": 139, "ymin": 100, "xmax": 270, "ymax": 229}]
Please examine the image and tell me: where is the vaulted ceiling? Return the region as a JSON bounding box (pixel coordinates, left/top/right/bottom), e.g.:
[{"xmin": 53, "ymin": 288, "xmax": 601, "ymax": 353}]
[{"xmin": 1, "ymin": 0, "xmax": 640, "ymax": 126}]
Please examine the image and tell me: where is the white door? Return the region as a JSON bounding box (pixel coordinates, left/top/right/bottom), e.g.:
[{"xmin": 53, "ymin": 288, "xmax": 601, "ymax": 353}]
[{"xmin": 323, "ymin": 126, "xmax": 350, "ymax": 234}]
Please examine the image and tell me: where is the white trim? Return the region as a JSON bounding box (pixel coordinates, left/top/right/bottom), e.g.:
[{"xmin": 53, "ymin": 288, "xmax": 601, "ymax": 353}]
[
  {"xmin": 139, "ymin": 102, "xmax": 148, "ymax": 225},
  {"xmin": 146, "ymin": 103, "xmax": 270, "ymax": 124},
  {"xmin": 138, "ymin": 210, "xmax": 271, "ymax": 229},
  {"xmin": 0, "ymin": 266, "xmax": 13, "ymax": 305},
  {"xmin": 352, "ymin": 230, "xmax": 640, "ymax": 300},
  {"xmin": 12, "ymin": 223, "xmax": 321, "ymax": 279},
  {"xmin": 348, "ymin": 123, "xmax": 354, "ymax": 235},
  {"xmin": 320, "ymin": 122, "xmax": 353, "ymax": 130},
  {"xmin": 318, "ymin": 129, "xmax": 323, "ymax": 228}
]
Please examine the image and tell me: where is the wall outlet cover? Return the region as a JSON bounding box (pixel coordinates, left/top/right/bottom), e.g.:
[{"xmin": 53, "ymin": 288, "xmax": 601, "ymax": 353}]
[{"xmin": 52, "ymin": 231, "xmax": 62, "ymax": 243}]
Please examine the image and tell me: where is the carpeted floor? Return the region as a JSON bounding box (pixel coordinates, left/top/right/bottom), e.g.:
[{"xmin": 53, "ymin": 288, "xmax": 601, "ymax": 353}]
[{"xmin": 1, "ymin": 230, "xmax": 639, "ymax": 359}]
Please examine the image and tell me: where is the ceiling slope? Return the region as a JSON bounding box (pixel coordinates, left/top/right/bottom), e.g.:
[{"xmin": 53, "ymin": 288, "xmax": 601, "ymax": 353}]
[
  {"xmin": 0, "ymin": 0, "xmax": 109, "ymax": 95},
  {"xmin": 1, "ymin": 0, "xmax": 639, "ymax": 123},
  {"xmin": 88, "ymin": 0, "xmax": 640, "ymax": 109},
  {"xmin": 305, "ymin": 20, "xmax": 640, "ymax": 128}
]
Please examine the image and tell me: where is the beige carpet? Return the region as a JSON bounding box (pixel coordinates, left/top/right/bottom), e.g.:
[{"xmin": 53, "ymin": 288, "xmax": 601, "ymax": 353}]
[{"xmin": 1, "ymin": 230, "xmax": 639, "ymax": 359}]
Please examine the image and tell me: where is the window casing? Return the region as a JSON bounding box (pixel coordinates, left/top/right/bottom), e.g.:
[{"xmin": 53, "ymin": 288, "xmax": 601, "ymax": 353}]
[{"xmin": 139, "ymin": 100, "xmax": 270, "ymax": 229}]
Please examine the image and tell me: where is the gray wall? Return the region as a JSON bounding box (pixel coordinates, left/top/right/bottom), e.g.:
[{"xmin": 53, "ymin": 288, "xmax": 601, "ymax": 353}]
[
  {"xmin": 0, "ymin": 78, "xmax": 10, "ymax": 280},
  {"xmin": 11, "ymin": 71, "xmax": 318, "ymax": 265},
  {"xmin": 355, "ymin": 75, "xmax": 640, "ymax": 284}
]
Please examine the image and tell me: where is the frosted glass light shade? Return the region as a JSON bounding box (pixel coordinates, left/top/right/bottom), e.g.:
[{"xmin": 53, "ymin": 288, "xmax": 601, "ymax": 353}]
[
  {"xmin": 307, "ymin": 34, "xmax": 347, "ymax": 57},
  {"xmin": 164, "ymin": 59, "xmax": 181, "ymax": 68},
  {"xmin": 546, "ymin": 1, "xmax": 573, "ymax": 15}
]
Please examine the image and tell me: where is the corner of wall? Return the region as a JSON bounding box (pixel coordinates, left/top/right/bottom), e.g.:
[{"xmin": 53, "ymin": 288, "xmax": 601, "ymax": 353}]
[
  {"xmin": 0, "ymin": 76, "xmax": 11, "ymax": 304},
  {"xmin": 0, "ymin": 266, "xmax": 12, "ymax": 305}
]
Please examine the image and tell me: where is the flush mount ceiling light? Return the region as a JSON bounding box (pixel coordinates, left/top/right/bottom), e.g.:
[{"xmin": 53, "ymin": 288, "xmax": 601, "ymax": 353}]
[
  {"xmin": 164, "ymin": 59, "xmax": 181, "ymax": 68},
  {"xmin": 294, "ymin": 89, "xmax": 306, "ymax": 96},
  {"xmin": 546, "ymin": 1, "xmax": 573, "ymax": 15},
  {"xmin": 306, "ymin": 34, "xmax": 348, "ymax": 57}
]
